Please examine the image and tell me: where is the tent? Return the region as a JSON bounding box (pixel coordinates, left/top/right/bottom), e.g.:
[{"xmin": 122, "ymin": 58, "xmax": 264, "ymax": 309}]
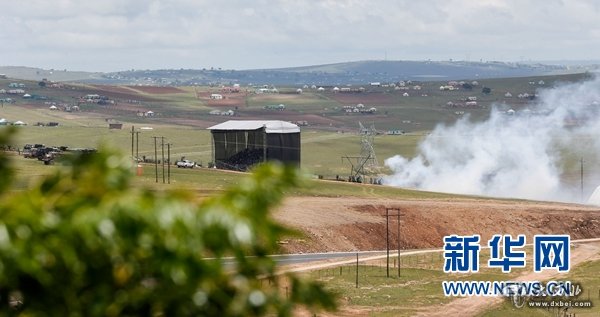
[
  {"xmin": 588, "ymin": 185, "xmax": 600, "ymax": 206},
  {"xmin": 207, "ymin": 120, "xmax": 300, "ymax": 170}
]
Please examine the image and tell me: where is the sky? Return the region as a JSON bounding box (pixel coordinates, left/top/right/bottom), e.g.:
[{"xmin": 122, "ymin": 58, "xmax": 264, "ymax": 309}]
[{"xmin": 1, "ymin": 0, "xmax": 600, "ymax": 72}]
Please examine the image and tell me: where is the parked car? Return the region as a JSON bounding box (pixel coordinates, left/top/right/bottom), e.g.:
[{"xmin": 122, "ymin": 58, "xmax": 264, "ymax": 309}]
[{"xmin": 176, "ymin": 159, "xmax": 196, "ymax": 168}]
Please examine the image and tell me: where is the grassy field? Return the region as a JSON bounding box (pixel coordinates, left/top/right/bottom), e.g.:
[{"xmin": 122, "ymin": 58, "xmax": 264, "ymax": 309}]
[
  {"xmin": 299, "ymin": 249, "xmax": 531, "ymax": 317},
  {"xmin": 9, "ymin": 152, "xmax": 465, "ymax": 201}
]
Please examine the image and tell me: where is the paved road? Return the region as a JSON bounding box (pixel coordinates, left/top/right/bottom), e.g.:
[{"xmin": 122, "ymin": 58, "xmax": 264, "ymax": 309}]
[
  {"xmin": 269, "ymin": 250, "xmax": 388, "ymax": 265},
  {"xmin": 219, "ymin": 237, "xmax": 600, "ymax": 269}
]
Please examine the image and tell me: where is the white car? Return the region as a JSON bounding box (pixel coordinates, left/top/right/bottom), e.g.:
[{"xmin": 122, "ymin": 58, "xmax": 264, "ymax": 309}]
[{"xmin": 176, "ymin": 159, "xmax": 196, "ymax": 168}]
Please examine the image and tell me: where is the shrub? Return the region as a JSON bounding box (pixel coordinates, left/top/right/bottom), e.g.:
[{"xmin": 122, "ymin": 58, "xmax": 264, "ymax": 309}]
[{"xmin": 0, "ymin": 128, "xmax": 335, "ymax": 316}]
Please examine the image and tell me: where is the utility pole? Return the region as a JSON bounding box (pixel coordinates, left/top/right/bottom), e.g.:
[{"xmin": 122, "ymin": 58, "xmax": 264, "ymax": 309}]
[
  {"xmin": 385, "ymin": 208, "xmax": 401, "ymax": 278},
  {"xmin": 397, "ymin": 211, "xmax": 400, "ymax": 278},
  {"xmin": 167, "ymin": 143, "xmax": 171, "ymax": 184},
  {"xmin": 135, "ymin": 131, "xmax": 140, "ymax": 160},
  {"xmin": 386, "ymin": 208, "xmax": 389, "ymax": 278},
  {"xmin": 355, "ymin": 253, "xmax": 359, "ymax": 288},
  {"xmin": 161, "ymin": 137, "xmax": 165, "ymax": 184},
  {"xmin": 130, "ymin": 126, "xmax": 135, "ymax": 159},
  {"xmin": 152, "ymin": 137, "xmax": 159, "ymax": 183}
]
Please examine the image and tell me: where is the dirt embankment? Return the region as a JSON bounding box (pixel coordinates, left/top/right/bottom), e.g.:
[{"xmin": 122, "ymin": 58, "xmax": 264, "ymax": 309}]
[{"xmin": 274, "ymin": 197, "xmax": 600, "ymax": 253}]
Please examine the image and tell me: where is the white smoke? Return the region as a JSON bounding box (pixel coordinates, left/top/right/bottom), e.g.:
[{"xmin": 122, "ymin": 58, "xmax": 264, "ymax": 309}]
[{"xmin": 384, "ymin": 75, "xmax": 600, "ymax": 202}]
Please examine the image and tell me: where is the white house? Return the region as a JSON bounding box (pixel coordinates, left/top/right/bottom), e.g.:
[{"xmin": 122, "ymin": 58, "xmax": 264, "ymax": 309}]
[
  {"xmin": 210, "ymin": 94, "xmax": 223, "ymax": 100},
  {"xmin": 317, "ymin": 87, "xmax": 325, "ymax": 92}
]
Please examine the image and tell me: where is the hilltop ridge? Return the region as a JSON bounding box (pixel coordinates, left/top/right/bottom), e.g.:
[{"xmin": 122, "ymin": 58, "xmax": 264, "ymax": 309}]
[{"xmin": 2, "ymin": 60, "xmax": 595, "ymax": 85}]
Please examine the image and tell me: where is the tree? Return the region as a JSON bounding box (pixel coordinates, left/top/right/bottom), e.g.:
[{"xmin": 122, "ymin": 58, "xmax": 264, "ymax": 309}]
[
  {"xmin": 482, "ymin": 87, "xmax": 492, "ymax": 95},
  {"xmin": 0, "ymin": 128, "xmax": 336, "ymax": 316},
  {"xmin": 38, "ymin": 81, "xmax": 46, "ymax": 88}
]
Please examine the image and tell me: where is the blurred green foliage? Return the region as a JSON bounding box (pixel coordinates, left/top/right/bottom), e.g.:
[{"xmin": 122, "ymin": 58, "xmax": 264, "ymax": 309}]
[{"xmin": 0, "ymin": 128, "xmax": 336, "ymax": 316}]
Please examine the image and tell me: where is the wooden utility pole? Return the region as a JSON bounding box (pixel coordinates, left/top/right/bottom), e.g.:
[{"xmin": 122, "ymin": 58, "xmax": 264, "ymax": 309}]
[
  {"xmin": 386, "ymin": 208, "xmax": 389, "ymax": 278},
  {"xmin": 130, "ymin": 126, "xmax": 135, "ymax": 159},
  {"xmin": 385, "ymin": 208, "xmax": 401, "ymax": 277},
  {"xmin": 355, "ymin": 253, "xmax": 359, "ymax": 288},
  {"xmin": 397, "ymin": 211, "xmax": 400, "ymax": 277},
  {"xmin": 152, "ymin": 137, "xmax": 159, "ymax": 183},
  {"xmin": 161, "ymin": 137, "xmax": 165, "ymax": 184},
  {"xmin": 135, "ymin": 131, "xmax": 140, "ymax": 160},
  {"xmin": 167, "ymin": 143, "xmax": 171, "ymax": 184}
]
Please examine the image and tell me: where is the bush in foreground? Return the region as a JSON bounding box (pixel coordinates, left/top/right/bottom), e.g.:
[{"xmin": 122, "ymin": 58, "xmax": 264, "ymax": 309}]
[{"xmin": 0, "ymin": 128, "xmax": 336, "ymax": 316}]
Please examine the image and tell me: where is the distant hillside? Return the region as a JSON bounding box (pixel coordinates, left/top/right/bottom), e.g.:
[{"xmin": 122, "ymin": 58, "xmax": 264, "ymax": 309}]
[
  {"xmin": 0, "ymin": 66, "xmax": 103, "ymax": 82},
  {"xmin": 103, "ymin": 60, "xmax": 589, "ymax": 86},
  {"xmin": 2, "ymin": 60, "xmax": 596, "ymax": 85}
]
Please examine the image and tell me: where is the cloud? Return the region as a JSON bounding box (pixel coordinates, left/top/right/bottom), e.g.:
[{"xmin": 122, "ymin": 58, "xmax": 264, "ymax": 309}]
[{"xmin": 1, "ymin": 0, "xmax": 600, "ymax": 71}]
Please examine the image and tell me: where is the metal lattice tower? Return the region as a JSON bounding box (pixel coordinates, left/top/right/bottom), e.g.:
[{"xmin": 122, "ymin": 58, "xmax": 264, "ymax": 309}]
[{"xmin": 358, "ymin": 122, "xmax": 379, "ymax": 173}]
